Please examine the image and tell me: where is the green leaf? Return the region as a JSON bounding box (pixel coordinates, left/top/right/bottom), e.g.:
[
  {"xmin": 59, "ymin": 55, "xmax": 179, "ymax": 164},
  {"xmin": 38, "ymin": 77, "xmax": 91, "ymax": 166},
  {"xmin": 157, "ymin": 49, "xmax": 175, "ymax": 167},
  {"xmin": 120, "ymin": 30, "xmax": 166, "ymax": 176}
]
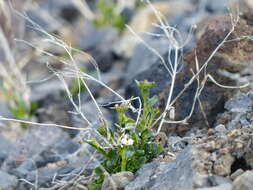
[
  {"xmin": 88, "ymin": 175, "xmax": 104, "ymax": 190},
  {"xmin": 95, "ymin": 166, "xmax": 104, "ymax": 176},
  {"xmin": 130, "ymin": 132, "xmax": 140, "ymax": 144},
  {"xmin": 84, "ymin": 138, "xmax": 109, "ymax": 158},
  {"xmin": 148, "ymin": 95, "xmax": 159, "ymax": 106},
  {"xmin": 95, "ymin": 0, "xmax": 125, "ymax": 32},
  {"xmin": 97, "ymin": 126, "xmax": 107, "ymax": 137},
  {"xmin": 144, "ymin": 142, "xmax": 163, "ymax": 161},
  {"xmin": 141, "ymin": 129, "xmax": 153, "ymax": 141}
]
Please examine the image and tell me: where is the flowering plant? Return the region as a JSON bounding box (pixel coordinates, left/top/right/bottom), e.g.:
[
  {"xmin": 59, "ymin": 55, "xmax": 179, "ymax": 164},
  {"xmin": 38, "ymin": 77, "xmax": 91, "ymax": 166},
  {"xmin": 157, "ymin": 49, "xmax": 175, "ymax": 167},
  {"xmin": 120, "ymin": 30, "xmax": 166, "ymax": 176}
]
[{"xmin": 86, "ymin": 80, "xmax": 163, "ymax": 190}]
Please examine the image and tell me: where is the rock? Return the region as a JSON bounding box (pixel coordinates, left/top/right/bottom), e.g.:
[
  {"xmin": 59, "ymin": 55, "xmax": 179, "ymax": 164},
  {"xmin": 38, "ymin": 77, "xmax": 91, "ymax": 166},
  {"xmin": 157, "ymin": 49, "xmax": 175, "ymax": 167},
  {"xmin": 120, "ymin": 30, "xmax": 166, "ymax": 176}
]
[
  {"xmin": 13, "ymin": 164, "xmax": 79, "ymax": 189},
  {"xmin": 214, "ymin": 124, "xmax": 227, "ymax": 134},
  {"xmin": 26, "ymin": 9, "xmax": 61, "ymax": 33},
  {"xmin": 125, "ymin": 161, "xmax": 169, "ymax": 190},
  {"xmin": 125, "ymin": 62, "xmax": 172, "ymax": 108},
  {"xmin": 161, "ymin": 15, "xmax": 253, "ymax": 134},
  {"xmin": 232, "ymin": 171, "xmax": 253, "ymax": 190},
  {"xmin": 125, "ymin": 37, "xmax": 172, "ymax": 82},
  {"xmin": 241, "ymin": 11, "xmax": 253, "ymax": 27},
  {"xmin": 125, "ymin": 94, "xmax": 253, "ymax": 189},
  {"xmin": 25, "ymin": 0, "xmax": 78, "ymax": 34},
  {"xmin": 184, "ymin": 15, "xmax": 253, "ymax": 70},
  {"xmin": 213, "ymin": 154, "xmax": 234, "ymax": 176},
  {"xmin": 1, "ymin": 126, "xmax": 70, "ymax": 172},
  {"xmin": 230, "ymin": 169, "xmax": 244, "ymax": 180},
  {"xmin": 15, "ymin": 133, "xmax": 78, "ymax": 176},
  {"xmin": 205, "ymin": 0, "xmax": 229, "ymax": 13},
  {"xmin": 37, "ymin": 0, "xmax": 80, "ymax": 23},
  {"xmin": 36, "ymin": 92, "xmax": 74, "ymax": 135},
  {"xmin": 126, "ymin": 146, "xmax": 220, "ymax": 190},
  {"xmin": 167, "ymin": 136, "xmax": 190, "ymax": 152},
  {"xmin": 126, "ymin": 15, "xmax": 253, "ymax": 135},
  {"xmin": 77, "ymin": 23, "xmax": 119, "ymax": 72},
  {"xmin": 207, "ymin": 175, "xmax": 232, "ymax": 186},
  {"xmin": 0, "ymin": 101, "xmax": 12, "ymax": 118},
  {"xmin": 225, "ymin": 93, "xmax": 253, "ymax": 113},
  {"xmin": 229, "ymin": 0, "xmax": 253, "ymax": 15},
  {"xmin": 0, "ymin": 137, "xmax": 13, "ymax": 167},
  {"xmin": 11, "ymin": 130, "xmax": 79, "ymax": 180},
  {"xmin": 215, "ymin": 93, "xmax": 253, "ymax": 130},
  {"xmin": 0, "ymin": 170, "xmax": 18, "ymax": 190},
  {"xmin": 102, "ymin": 171, "xmax": 134, "ymax": 190},
  {"xmin": 58, "ymin": 4, "xmax": 80, "ymax": 23},
  {"xmin": 114, "ymin": 1, "xmax": 194, "ymax": 57},
  {"xmin": 196, "ymin": 183, "xmax": 232, "ymax": 190}
]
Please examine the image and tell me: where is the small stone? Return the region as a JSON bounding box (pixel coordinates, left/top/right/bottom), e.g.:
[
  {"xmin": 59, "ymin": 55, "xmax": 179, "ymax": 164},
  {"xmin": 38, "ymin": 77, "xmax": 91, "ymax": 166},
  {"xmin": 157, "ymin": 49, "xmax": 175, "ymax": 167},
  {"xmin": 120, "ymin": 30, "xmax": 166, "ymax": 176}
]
[
  {"xmin": 0, "ymin": 170, "xmax": 18, "ymax": 190},
  {"xmin": 215, "ymin": 124, "xmax": 227, "ymax": 134},
  {"xmin": 213, "ymin": 154, "xmax": 234, "ymax": 176},
  {"xmin": 102, "ymin": 171, "xmax": 134, "ymax": 190},
  {"xmin": 196, "ymin": 183, "xmax": 232, "ymax": 190},
  {"xmin": 225, "ymin": 93, "xmax": 253, "ymax": 113},
  {"xmin": 232, "ymin": 171, "xmax": 253, "ymax": 190},
  {"xmin": 168, "ymin": 136, "xmax": 189, "ymax": 152},
  {"xmin": 230, "ymin": 169, "xmax": 244, "ymax": 181}
]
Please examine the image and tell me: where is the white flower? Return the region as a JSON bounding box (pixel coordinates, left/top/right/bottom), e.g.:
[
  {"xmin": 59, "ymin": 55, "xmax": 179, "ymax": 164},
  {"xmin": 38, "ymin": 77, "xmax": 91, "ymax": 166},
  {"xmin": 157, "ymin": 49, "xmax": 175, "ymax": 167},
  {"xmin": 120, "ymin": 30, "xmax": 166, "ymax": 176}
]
[
  {"xmin": 121, "ymin": 137, "xmax": 128, "ymax": 145},
  {"xmin": 121, "ymin": 135, "xmax": 134, "ymax": 146},
  {"xmin": 127, "ymin": 139, "xmax": 134, "ymax": 145}
]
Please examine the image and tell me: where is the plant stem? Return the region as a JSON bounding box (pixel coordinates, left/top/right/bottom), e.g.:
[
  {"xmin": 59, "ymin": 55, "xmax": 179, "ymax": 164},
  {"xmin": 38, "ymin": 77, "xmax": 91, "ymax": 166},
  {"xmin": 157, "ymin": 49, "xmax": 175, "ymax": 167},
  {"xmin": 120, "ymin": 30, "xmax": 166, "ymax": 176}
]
[{"xmin": 121, "ymin": 146, "xmax": 127, "ymax": 171}]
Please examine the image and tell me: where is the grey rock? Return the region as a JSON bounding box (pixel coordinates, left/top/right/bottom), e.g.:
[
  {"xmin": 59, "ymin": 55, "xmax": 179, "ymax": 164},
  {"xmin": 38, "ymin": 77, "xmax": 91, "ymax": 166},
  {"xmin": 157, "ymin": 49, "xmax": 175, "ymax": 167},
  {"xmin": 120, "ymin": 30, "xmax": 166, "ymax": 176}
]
[
  {"xmin": 102, "ymin": 171, "xmax": 134, "ymax": 190},
  {"xmin": 205, "ymin": 0, "xmax": 229, "ymax": 13},
  {"xmin": 0, "ymin": 101, "xmax": 12, "ymax": 118},
  {"xmin": 25, "ymin": 0, "xmax": 76, "ymax": 33},
  {"xmin": 214, "ymin": 124, "xmax": 227, "ymax": 134},
  {"xmin": 26, "ymin": 165, "xmax": 76, "ymax": 187},
  {"xmin": 37, "ymin": 92, "xmax": 74, "ymax": 136},
  {"xmin": 38, "ymin": 0, "xmax": 79, "ymax": 23},
  {"xmin": 230, "ymin": 169, "xmax": 244, "ymax": 181},
  {"xmin": 12, "ymin": 130, "xmax": 79, "ymax": 178},
  {"xmin": 225, "ymin": 93, "xmax": 253, "ymax": 113},
  {"xmin": 167, "ymin": 136, "xmax": 190, "ymax": 152},
  {"xmin": 1, "ymin": 126, "xmax": 70, "ymax": 172},
  {"xmin": 0, "ymin": 137, "xmax": 13, "ymax": 167},
  {"xmin": 232, "ymin": 171, "xmax": 253, "ymax": 190},
  {"xmin": 78, "ymin": 23, "xmax": 119, "ymax": 72},
  {"xmin": 26, "ymin": 10, "xmax": 60, "ymax": 33},
  {"xmin": 125, "ymin": 38, "xmax": 170, "ymax": 82},
  {"xmin": 0, "ymin": 170, "xmax": 18, "ymax": 190},
  {"xmin": 207, "ymin": 175, "xmax": 232, "ymax": 186},
  {"xmin": 125, "ymin": 162, "xmax": 169, "ymax": 190},
  {"xmin": 216, "ymin": 93, "xmax": 253, "ymax": 130},
  {"xmin": 196, "ymin": 183, "xmax": 232, "ymax": 190},
  {"xmin": 125, "ymin": 62, "xmax": 172, "ymax": 104},
  {"xmin": 126, "ymin": 146, "xmax": 211, "ymax": 190}
]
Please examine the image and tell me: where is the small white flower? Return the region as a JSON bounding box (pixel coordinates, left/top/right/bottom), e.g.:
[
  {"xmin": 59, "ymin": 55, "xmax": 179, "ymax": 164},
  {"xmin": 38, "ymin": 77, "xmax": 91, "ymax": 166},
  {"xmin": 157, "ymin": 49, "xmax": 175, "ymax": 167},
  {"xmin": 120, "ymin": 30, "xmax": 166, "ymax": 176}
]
[
  {"xmin": 121, "ymin": 135, "xmax": 134, "ymax": 146},
  {"xmin": 127, "ymin": 139, "xmax": 134, "ymax": 145},
  {"xmin": 121, "ymin": 137, "xmax": 128, "ymax": 145}
]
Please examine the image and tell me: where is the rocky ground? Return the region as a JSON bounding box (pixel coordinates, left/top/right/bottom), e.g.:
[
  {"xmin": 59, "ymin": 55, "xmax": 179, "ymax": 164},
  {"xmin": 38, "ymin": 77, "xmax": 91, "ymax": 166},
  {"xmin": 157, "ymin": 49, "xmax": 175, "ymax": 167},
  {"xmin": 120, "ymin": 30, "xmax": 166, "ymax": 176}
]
[{"xmin": 0, "ymin": 0, "xmax": 253, "ymax": 190}]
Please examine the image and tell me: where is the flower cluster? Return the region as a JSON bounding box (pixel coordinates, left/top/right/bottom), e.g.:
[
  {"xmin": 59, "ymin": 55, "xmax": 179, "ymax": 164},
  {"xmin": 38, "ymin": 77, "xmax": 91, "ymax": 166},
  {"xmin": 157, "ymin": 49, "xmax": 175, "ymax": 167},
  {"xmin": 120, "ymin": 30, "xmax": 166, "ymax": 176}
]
[{"xmin": 121, "ymin": 135, "xmax": 134, "ymax": 146}]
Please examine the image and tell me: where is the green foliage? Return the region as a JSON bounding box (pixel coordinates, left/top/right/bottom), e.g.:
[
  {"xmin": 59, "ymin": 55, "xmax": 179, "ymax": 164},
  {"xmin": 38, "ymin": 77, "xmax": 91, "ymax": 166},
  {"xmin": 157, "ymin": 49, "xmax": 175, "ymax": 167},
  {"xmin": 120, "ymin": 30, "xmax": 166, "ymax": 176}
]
[
  {"xmin": 94, "ymin": 0, "xmax": 125, "ymax": 32},
  {"xmin": 10, "ymin": 97, "xmax": 37, "ymax": 121},
  {"xmin": 86, "ymin": 80, "xmax": 163, "ymax": 190},
  {"xmin": 2, "ymin": 86, "xmax": 37, "ymax": 127},
  {"xmin": 69, "ymin": 66, "xmax": 87, "ymax": 95},
  {"xmin": 70, "ymin": 78, "xmax": 87, "ymax": 95},
  {"xmin": 135, "ymin": 0, "xmax": 146, "ymax": 8}
]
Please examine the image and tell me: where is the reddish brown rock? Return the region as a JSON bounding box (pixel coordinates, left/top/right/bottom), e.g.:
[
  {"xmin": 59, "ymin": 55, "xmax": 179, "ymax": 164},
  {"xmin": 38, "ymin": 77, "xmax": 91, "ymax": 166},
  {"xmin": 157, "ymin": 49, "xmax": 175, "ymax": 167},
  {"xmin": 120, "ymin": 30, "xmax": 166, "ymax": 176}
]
[
  {"xmin": 162, "ymin": 15, "xmax": 253, "ymax": 134},
  {"xmin": 184, "ymin": 15, "xmax": 253, "ymax": 72}
]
